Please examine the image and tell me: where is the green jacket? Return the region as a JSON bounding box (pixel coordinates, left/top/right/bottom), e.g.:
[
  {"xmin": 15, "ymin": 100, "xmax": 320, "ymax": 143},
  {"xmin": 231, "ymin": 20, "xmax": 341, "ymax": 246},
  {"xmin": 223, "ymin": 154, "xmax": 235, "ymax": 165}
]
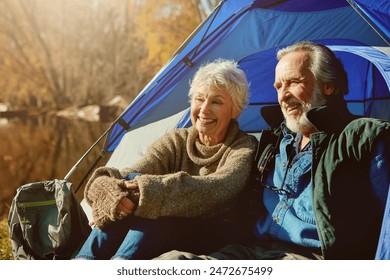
[
  {"xmin": 307, "ymin": 99, "xmax": 390, "ymax": 259},
  {"xmin": 262, "ymin": 98, "xmax": 390, "ymax": 259}
]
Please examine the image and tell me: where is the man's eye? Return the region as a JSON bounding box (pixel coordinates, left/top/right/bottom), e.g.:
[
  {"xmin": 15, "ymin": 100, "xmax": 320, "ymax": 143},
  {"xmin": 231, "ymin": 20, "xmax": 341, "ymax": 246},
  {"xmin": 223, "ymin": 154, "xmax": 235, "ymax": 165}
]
[{"xmin": 290, "ymin": 80, "xmax": 300, "ymax": 85}]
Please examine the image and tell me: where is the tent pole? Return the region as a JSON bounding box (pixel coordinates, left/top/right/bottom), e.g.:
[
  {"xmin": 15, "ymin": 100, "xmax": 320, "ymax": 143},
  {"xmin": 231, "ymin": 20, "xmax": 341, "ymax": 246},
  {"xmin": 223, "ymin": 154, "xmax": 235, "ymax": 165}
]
[
  {"xmin": 346, "ymin": 0, "xmax": 390, "ymax": 46},
  {"xmin": 64, "ymin": 113, "xmax": 133, "ymax": 193},
  {"xmin": 63, "ymin": 125, "xmax": 112, "ymax": 182},
  {"xmin": 73, "ymin": 150, "xmax": 105, "ymax": 193}
]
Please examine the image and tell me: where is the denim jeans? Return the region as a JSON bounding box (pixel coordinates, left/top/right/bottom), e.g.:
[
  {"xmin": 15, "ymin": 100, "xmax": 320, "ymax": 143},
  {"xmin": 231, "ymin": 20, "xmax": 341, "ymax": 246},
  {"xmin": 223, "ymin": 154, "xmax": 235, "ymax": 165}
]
[
  {"xmin": 74, "ymin": 211, "xmax": 255, "ymax": 260},
  {"xmin": 75, "ymin": 215, "xmax": 184, "ymax": 260}
]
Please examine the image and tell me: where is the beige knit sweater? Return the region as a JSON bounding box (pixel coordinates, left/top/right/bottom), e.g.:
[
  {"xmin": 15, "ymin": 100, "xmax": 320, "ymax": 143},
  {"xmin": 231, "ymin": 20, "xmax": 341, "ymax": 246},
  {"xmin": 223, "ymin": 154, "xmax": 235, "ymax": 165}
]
[{"xmin": 84, "ymin": 120, "xmax": 257, "ymax": 228}]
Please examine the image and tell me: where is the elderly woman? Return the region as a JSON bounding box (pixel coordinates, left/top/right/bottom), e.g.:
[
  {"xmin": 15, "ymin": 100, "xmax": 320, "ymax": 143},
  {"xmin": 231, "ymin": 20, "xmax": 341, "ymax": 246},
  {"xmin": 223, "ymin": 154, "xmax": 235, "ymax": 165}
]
[{"xmin": 75, "ymin": 59, "xmax": 258, "ymax": 260}]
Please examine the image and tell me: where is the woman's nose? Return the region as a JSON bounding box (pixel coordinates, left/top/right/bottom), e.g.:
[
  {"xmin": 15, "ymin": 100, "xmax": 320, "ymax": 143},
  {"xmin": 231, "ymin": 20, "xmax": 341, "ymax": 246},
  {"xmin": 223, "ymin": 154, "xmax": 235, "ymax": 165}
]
[{"xmin": 200, "ymin": 100, "xmax": 211, "ymax": 113}]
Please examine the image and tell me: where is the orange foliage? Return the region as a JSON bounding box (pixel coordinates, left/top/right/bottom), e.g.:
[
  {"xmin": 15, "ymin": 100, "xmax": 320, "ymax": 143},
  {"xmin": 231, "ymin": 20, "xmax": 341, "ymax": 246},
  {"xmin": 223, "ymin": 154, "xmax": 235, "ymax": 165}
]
[{"xmin": 135, "ymin": 0, "xmax": 204, "ymax": 72}]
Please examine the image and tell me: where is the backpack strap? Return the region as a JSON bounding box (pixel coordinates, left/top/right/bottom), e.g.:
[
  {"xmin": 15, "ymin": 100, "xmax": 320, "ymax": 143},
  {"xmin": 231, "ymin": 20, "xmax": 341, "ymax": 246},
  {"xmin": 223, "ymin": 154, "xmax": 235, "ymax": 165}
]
[
  {"xmin": 254, "ymin": 128, "xmax": 281, "ymax": 183},
  {"xmin": 239, "ymin": 105, "xmax": 284, "ymax": 223},
  {"xmin": 243, "ymin": 126, "xmax": 282, "ymax": 221}
]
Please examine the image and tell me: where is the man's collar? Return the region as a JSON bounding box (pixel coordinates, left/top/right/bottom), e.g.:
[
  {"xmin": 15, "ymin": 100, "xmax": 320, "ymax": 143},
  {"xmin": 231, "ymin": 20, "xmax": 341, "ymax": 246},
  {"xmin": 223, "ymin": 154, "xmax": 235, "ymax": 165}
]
[
  {"xmin": 306, "ymin": 97, "xmax": 359, "ymax": 134},
  {"xmin": 260, "ymin": 105, "xmax": 284, "ymax": 130}
]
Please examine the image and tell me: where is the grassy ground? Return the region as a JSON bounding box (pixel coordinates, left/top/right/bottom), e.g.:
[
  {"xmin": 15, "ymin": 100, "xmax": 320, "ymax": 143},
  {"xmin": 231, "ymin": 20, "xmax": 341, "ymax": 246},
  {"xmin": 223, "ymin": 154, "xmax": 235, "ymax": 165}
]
[{"xmin": 0, "ymin": 216, "xmax": 13, "ymax": 260}]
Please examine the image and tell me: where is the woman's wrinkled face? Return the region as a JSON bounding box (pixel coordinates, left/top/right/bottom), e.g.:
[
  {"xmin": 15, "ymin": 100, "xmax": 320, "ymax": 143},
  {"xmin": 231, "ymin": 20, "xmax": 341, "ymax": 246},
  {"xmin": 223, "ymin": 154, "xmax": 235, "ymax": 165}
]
[{"xmin": 190, "ymin": 86, "xmax": 238, "ymax": 146}]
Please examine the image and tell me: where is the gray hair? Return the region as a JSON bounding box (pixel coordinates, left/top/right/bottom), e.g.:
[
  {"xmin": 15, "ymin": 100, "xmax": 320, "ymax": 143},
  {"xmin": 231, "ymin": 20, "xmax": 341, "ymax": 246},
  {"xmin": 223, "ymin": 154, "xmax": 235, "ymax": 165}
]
[
  {"xmin": 189, "ymin": 58, "xmax": 249, "ymax": 115},
  {"xmin": 277, "ymin": 41, "xmax": 349, "ymax": 96}
]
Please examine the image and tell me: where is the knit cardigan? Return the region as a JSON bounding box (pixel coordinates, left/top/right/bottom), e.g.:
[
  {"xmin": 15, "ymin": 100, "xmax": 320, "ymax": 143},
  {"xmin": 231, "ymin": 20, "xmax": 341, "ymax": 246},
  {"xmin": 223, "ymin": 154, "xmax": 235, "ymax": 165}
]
[{"xmin": 84, "ymin": 120, "xmax": 257, "ymax": 228}]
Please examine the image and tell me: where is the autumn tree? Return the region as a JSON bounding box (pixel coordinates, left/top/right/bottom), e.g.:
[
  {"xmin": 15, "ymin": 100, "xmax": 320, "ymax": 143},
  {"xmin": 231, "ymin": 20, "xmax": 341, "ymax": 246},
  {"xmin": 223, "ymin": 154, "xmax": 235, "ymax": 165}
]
[
  {"xmin": 0, "ymin": 0, "xmax": 218, "ymax": 110},
  {"xmin": 0, "ymin": 0, "xmax": 150, "ymax": 109},
  {"xmin": 135, "ymin": 0, "xmax": 218, "ymax": 74}
]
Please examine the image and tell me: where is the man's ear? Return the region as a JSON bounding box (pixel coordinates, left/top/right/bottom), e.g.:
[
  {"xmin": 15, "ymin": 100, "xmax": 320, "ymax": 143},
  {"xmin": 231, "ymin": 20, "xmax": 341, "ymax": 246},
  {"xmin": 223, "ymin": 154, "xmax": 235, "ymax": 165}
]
[{"xmin": 322, "ymin": 83, "xmax": 335, "ymax": 96}]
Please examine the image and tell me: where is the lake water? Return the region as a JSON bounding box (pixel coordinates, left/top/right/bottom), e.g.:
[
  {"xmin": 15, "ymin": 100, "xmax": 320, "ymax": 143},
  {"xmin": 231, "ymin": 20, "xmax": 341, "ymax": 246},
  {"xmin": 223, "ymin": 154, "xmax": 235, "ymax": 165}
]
[{"xmin": 0, "ymin": 116, "xmax": 111, "ymax": 218}]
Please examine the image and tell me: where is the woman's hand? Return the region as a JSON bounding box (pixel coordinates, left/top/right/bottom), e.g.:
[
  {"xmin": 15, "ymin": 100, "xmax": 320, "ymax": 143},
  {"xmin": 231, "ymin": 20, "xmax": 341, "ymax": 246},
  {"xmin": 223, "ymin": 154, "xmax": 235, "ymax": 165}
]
[{"xmin": 116, "ymin": 180, "xmax": 139, "ymax": 219}]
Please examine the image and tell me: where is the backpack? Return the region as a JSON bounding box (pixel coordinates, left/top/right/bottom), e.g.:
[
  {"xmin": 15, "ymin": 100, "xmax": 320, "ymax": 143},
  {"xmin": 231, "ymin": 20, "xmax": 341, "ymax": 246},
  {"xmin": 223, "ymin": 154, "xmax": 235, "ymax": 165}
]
[{"xmin": 7, "ymin": 179, "xmax": 91, "ymax": 260}]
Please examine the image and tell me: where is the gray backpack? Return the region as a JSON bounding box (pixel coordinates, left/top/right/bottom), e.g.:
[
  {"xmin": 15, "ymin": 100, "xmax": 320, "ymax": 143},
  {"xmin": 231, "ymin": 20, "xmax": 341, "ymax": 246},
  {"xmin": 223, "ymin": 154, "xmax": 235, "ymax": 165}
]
[{"xmin": 7, "ymin": 179, "xmax": 91, "ymax": 259}]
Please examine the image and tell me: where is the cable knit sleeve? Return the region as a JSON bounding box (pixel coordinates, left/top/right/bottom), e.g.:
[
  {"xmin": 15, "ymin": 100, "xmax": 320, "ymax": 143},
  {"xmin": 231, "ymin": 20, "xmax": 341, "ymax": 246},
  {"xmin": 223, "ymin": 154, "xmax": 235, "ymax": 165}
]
[
  {"xmin": 84, "ymin": 166, "xmax": 129, "ymax": 228},
  {"xmin": 119, "ymin": 130, "xmax": 183, "ymax": 177},
  {"xmin": 132, "ymin": 129, "xmax": 258, "ymax": 219},
  {"xmin": 87, "ymin": 122, "xmax": 257, "ymax": 221}
]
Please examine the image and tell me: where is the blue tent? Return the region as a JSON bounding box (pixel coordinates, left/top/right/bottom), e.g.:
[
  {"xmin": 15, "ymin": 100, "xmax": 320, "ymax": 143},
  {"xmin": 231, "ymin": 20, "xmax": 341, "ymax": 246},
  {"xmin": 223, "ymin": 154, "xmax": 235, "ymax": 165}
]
[
  {"xmin": 77, "ymin": 0, "xmax": 390, "ymax": 259},
  {"xmin": 104, "ymin": 0, "xmax": 389, "ymax": 153}
]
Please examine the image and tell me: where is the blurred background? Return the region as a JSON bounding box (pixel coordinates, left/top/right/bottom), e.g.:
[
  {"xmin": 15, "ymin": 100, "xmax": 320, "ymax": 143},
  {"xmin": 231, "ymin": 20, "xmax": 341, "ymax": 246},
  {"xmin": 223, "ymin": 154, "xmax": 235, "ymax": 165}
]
[{"xmin": 0, "ymin": 0, "xmax": 218, "ymax": 230}]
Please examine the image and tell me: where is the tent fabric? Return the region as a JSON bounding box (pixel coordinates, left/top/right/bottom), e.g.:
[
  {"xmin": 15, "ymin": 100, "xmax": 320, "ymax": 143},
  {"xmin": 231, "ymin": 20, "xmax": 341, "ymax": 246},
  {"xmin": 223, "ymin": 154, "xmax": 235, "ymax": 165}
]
[
  {"xmin": 95, "ymin": 0, "xmax": 390, "ymax": 259},
  {"xmin": 105, "ymin": 109, "xmax": 188, "ymax": 170}
]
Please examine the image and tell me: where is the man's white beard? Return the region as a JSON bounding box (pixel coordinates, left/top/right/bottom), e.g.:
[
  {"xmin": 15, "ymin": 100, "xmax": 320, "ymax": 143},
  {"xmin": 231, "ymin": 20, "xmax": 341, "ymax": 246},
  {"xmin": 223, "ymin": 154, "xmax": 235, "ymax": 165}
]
[{"xmin": 283, "ymin": 85, "xmax": 327, "ymax": 134}]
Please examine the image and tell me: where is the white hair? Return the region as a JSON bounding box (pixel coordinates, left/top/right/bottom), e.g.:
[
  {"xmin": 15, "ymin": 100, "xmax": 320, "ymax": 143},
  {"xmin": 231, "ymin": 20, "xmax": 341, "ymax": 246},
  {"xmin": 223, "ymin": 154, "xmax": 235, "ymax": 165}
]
[{"xmin": 189, "ymin": 58, "xmax": 250, "ymax": 115}]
